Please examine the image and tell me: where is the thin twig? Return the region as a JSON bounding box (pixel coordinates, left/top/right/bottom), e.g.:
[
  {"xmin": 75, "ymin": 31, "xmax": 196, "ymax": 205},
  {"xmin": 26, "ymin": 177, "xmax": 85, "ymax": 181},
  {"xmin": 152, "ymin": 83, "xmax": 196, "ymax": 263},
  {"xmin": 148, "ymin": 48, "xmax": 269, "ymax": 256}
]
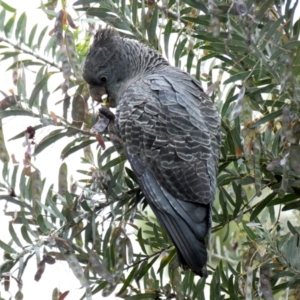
[
  {"xmin": 0, "ymin": 36, "xmax": 62, "ymax": 71},
  {"xmin": 124, "ymin": 246, "xmax": 172, "ymax": 270},
  {"xmin": 157, "ymin": 5, "xmax": 188, "ymax": 26}
]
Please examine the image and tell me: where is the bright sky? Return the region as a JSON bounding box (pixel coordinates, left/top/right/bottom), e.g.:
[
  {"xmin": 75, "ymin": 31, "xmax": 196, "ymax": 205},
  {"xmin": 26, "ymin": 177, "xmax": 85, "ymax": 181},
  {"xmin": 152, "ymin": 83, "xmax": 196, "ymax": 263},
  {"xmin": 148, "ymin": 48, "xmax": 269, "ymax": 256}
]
[
  {"xmin": 0, "ymin": 1, "xmax": 105, "ymax": 299},
  {"xmin": 1, "ymin": 0, "xmax": 300, "ymax": 299}
]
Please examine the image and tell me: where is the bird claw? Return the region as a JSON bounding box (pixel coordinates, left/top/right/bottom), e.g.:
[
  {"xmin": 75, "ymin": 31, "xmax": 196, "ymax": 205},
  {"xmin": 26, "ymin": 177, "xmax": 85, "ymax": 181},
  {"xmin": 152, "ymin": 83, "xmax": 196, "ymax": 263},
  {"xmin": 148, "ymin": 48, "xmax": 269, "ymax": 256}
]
[{"xmin": 98, "ymin": 106, "xmax": 115, "ymax": 121}]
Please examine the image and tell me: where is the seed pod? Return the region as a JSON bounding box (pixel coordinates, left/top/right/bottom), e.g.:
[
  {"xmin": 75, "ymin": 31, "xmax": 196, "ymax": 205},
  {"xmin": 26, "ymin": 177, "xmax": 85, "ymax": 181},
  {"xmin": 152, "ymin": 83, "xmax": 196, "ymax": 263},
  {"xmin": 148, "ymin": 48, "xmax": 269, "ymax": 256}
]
[
  {"xmin": 278, "ymin": 153, "xmax": 290, "ymax": 198},
  {"xmin": 210, "ymin": 16, "xmax": 220, "ymax": 38},
  {"xmin": 292, "ymin": 121, "xmax": 300, "ymax": 143},
  {"xmin": 31, "ymin": 170, "xmax": 42, "ymax": 217},
  {"xmin": 15, "ymin": 291, "xmax": 23, "ymax": 300},
  {"xmin": 289, "ymin": 145, "xmax": 300, "ymax": 175},
  {"xmin": 253, "ymin": 136, "xmax": 262, "ymax": 197},
  {"xmin": 71, "ymin": 94, "xmax": 85, "ymax": 124},
  {"xmin": 266, "ymin": 158, "xmax": 281, "ymax": 171},
  {"xmin": 64, "ymin": 252, "xmax": 89, "ymax": 287},
  {"xmin": 54, "ymin": 10, "xmax": 65, "ymax": 46},
  {"xmin": 46, "ymin": 0, "xmax": 58, "ymax": 19},
  {"xmin": 0, "ymin": 121, "xmax": 9, "ymax": 163},
  {"xmin": 0, "ymin": 95, "xmax": 18, "ymax": 110},
  {"xmin": 70, "ymin": 175, "xmax": 77, "ymax": 194},
  {"xmin": 66, "ymin": 94, "xmax": 85, "ymax": 136},
  {"xmin": 112, "ymin": 236, "xmax": 126, "ymax": 283},
  {"xmin": 102, "ymin": 234, "xmax": 126, "ymax": 297},
  {"xmin": 230, "ymin": 0, "xmax": 247, "ymax": 16},
  {"xmin": 65, "ymin": 30, "xmax": 82, "ymax": 80},
  {"xmin": 34, "ymin": 260, "xmax": 46, "ymax": 282},
  {"xmin": 59, "ymin": 47, "xmax": 71, "ymax": 80},
  {"xmin": 58, "ymin": 162, "xmax": 68, "ymax": 196},
  {"xmin": 242, "ymin": 96, "xmax": 252, "ymax": 126},
  {"xmin": 245, "ymin": 266, "xmax": 253, "ymax": 300},
  {"xmin": 230, "ymin": 86, "xmax": 245, "ymax": 121},
  {"xmin": 258, "ymin": 266, "xmax": 273, "ymax": 300},
  {"xmin": 89, "ymin": 252, "xmax": 114, "ymax": 284},
  {"xmin": 13, "ymin": 56, "xmax": 18, "ymax": 85},
  {"xmin": 281, "ymin": 105, "xmax": 295, "ymax": 144},
  {"xmin": 242, "ymin": 128, "xmax": 255, "ymax": 169},
  {"xmin": 83, "ymin": 144, "xmax": 94, "ymax": 163},
  {"xmin": 23, "ymin": 152, "xmax": 31, "ymax": 176},
  {"xmin": 43, "ymin": 254, "xmax": 56, "ymax": 265},
  {"xmin": 66, "ymin": 13, "xmax": 77, "ymax": 29},
  {"xmin": 171, "ymin": 267, "xmax": 183, "ymax": 300},
  {"xmin": 4, "ymin": 276, "xmax": 9, "ymax": 291}
]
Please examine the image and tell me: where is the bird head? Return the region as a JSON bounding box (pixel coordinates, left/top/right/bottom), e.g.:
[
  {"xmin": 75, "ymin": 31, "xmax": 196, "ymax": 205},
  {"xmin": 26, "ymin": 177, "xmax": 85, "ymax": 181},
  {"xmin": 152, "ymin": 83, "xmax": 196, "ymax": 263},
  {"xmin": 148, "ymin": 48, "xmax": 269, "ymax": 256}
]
[{"xmin": 83, "ymin": 28, "xmax": 131, "ymax": 108}]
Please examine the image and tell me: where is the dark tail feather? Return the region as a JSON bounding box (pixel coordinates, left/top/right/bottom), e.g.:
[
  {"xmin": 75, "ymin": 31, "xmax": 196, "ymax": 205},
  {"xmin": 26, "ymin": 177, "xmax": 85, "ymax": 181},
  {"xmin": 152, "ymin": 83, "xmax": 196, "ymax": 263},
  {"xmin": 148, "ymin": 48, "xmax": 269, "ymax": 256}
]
[{"xmin": 140, "ymin": 170, "xmax": 210, "ymax": 277}]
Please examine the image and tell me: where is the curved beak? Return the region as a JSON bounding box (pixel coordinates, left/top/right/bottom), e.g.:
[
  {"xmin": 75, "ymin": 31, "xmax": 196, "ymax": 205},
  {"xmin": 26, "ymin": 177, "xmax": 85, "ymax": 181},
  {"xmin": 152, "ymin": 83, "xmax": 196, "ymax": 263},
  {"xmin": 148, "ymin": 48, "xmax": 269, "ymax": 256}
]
[{"xmin": 88, "ymin": 85, "xmax": 107, "ymax": 102}]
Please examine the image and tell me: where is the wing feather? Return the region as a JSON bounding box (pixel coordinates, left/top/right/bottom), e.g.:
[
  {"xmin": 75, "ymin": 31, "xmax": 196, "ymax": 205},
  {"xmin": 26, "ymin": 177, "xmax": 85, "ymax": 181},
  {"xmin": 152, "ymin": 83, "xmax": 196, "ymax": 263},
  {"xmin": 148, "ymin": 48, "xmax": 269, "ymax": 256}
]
[{"xmin": 115, "ymin": 67, "xmax": 220, "ymax": 276}]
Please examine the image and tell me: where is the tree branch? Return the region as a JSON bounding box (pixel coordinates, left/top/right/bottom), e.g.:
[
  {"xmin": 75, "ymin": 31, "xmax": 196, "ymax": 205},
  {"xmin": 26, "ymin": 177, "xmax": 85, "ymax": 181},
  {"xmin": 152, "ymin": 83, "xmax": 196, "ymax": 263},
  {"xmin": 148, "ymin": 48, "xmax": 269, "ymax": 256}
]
[
  {"xmin": 123, "ymin": 245, "xmax": 172, "ymax": 270},
  {"xmin": 0, "ymin": 37, "xmax": 62, "ymax": 71}
]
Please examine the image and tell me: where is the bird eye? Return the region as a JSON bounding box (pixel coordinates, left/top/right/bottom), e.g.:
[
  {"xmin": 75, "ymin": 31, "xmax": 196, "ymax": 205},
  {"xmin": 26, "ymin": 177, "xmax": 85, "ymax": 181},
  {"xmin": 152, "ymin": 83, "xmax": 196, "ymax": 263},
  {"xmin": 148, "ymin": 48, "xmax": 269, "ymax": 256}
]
[{"xmin": 100, "ymin": 76, "xmax": 107, "ymax": 83}]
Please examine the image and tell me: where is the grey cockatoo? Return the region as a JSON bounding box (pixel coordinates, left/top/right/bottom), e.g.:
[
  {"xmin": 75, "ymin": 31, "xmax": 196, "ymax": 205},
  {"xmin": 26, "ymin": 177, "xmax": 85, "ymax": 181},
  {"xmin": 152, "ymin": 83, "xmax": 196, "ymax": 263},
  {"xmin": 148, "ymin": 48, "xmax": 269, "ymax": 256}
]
[{"xmin": 83, "ymin": 28, "xmax": 220, "ymax": 277}]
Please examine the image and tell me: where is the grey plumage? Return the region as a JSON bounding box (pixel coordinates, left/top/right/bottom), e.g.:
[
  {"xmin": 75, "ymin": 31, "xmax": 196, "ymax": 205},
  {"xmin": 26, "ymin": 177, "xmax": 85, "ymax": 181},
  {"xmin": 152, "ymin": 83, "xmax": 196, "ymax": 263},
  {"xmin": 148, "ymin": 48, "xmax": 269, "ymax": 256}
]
[{"xmin": 83, "ymin": 28, "xmax": 221, "ymax": 277}]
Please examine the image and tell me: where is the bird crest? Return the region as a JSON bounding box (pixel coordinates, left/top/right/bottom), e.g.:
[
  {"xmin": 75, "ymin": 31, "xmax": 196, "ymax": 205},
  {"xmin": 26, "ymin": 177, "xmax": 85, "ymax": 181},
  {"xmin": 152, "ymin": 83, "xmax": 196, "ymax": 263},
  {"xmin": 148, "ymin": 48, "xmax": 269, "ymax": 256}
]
[{"xmin": 93, "ymin": 27, "xmax": 119, "ymax": 49}]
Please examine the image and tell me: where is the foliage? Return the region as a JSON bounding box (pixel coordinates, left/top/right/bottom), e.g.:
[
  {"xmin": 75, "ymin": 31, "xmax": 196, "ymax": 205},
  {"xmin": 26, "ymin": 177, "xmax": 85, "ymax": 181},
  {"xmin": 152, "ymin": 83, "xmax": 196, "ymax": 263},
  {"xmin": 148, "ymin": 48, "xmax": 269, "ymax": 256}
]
[{"xmin": 0, "ymin": 0, "xmax": 300, "ymax": 299}]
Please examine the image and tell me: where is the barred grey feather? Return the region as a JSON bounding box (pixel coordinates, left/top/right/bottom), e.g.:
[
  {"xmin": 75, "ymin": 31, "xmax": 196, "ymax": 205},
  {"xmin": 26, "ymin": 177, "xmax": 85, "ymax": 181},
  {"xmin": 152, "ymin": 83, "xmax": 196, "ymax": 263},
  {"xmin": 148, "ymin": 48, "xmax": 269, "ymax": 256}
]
[{"xmin": 83, "ymin": 28, "xmax": 221, "ymax": 277}]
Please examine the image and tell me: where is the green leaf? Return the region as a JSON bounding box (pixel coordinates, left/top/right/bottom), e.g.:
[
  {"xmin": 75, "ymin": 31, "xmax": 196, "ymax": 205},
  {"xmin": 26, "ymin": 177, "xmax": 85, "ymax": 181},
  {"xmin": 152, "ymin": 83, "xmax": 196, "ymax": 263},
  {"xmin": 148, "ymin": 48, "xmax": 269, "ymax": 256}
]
[
  {"xmin": 28, "ymin": 24, "xmax": 38, "ymax": 48},
  {"xmin": 34, "ymin": 130, "xmax": 66, "ymax": 156},
  {"xmin": 122, "ymin": 293, "xmax": 158, "ymax": 300},
  {"xmin": 6, "ymin": 59, "xmax": 44, "ymax": 71},
  {"xmin": 182, "ymin": 16, "xmax": 210, "ymax": 26},
  {"xmin": 98, "ymin": 146, "xmax": 117, "ymax": 167},
  {"xmin": 0, "ymin": 51, "xmax": 21, "ymax": 60},
  {"xmin": 148, "ymin": 6, "xmax": 158, "ymax": 45},
  {"xmin": 78, "ymin": 8, "xmax": 131, "ymax": 32},
  {"xmin": 0, "ymin": 9, "xmax": 6, "ymax": 31},
  {"xmin": 164, "ymin": 19, "xmax": 172, "ymax": 59},
  {"xmin": 37, "ymin": 214, "xmax": 50, "ymax": 233},
  {"xmin": 10, "ymin": 164, "xmax": 19, "ymax": 190},
  {"xmin": 0, "ymin": 195, "xmax": 31, "ymax": 210},
  {"xmin": 264, "ymin": 17, "xmax": 285, "ymax": 46},
  {"xmin": 37, "ymin": 26, "xmax": 48, "ymax": 50},
  {"xmin": 9, "ymin": 125, "xmax": 43, "ymax": 141},
  {"xmin": 40, "ymin": 91, "xmax": 49, "ymax": 115},
  {"xmin": 101, "ymin": 156, "xmax": 127, "ymax": 172},
  {"xmin": 135, "ymin": 255, "xmax": 159, "ymax": 281},
  {"xmin": 0, "ymin": 109, "xmax": 34, "ymax": 119},
  {"xmin": 15, "ymin": 12, "xmax": 27, "ymax": 42},
  {"xmin": 186, "ymin": 50, "xmax": 194, "ymax": 74},
  {"xmin": 9, "ymin": 222, "xmax": 23, "ymax": 248},
  {"xmin": 137, "ymin": 228, "xmax": 147, "ymax": 254},
  {"xmin": 250, "ymin": 192, "xmax": 277, "ymax": 221},
  {"xmin": 61, "ymin": 139, "xmax": 96, "ymax": 160},
  {"xmin": 181, "ymin": 0, "xmax": 207, "ymax": 12},
  {"xmin": 125, "ymin": 167, "xmax": 137, "ymax": 184},
  {"xmin": 0, "ymin": 1, "xmax": 16, "ymax": 12},
  {"xmin": 282, "ymin": 200, "xmax": 300, "ymax": 211},
  {"xmin": 0, "ymin": 239, "xmax": 17, "ymax": 253},
  {"xmin": 36, "ymin": 199, "xmax": 66, "ymax": 222},
  {"xmin": 174, "ymin": 38, "xmax": 187, "ymax": 67},
  {"xmin": 242, "ymin": 222, "xmax": 257, "ymax": 240},
  {"xmin": 132, "ymin": 0, "xmax": 138, "ymax": 26},
  {"xmin": 250, "ymin": 109, "xmax": 283, "ymax": 128},
  {"xmin": 268, "ymin": 193, "xmax": 300, "ymax": 206},
  {"xmin": 116, "ymin": 265, "xmax": 138, "ymax": 296},
  {"xmin": 157, "ymin": 248, "xmax": 176, "ymax": 273},
  {"xmin": 73, "ymin": 0, "xmax": 99, "ymax": 5},
  {"xmin": 28, "ymin": 73, "xmax": 52, "ymax": 108},
  {"xmin": 223, "ymin": 71, "xmax": 251, "ymax": 84},
  {"xmin": 4, "ymin": 13, "xmax": 16, "ymax": 38},
  {"xmin": 287, "ymin": 221, "xmax": 299, "ymax": 235}
]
